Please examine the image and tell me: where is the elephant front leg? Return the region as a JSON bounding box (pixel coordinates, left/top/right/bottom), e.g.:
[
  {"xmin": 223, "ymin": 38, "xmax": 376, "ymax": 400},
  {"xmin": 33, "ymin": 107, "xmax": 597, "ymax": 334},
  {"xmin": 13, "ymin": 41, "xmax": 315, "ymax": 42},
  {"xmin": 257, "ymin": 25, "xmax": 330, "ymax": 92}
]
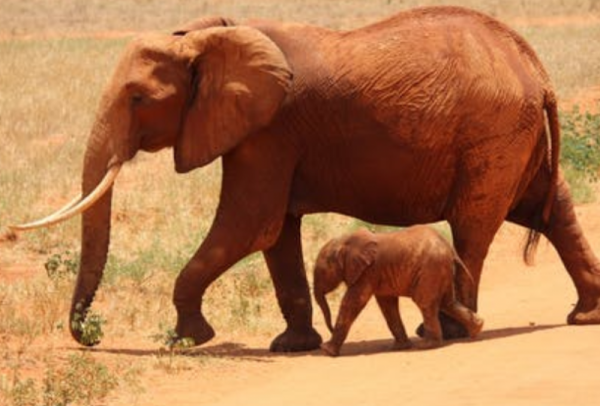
[
  {"xmin": 263, "ymin": 214, "xmax": 322, "ymax": 352},
  {"xmin": 173, "ymin": 223, "xmax": 254, "ymax": 346},
  {"xmin": 322, "ymin": 285, "xmax": 373, "ymax": 357}
]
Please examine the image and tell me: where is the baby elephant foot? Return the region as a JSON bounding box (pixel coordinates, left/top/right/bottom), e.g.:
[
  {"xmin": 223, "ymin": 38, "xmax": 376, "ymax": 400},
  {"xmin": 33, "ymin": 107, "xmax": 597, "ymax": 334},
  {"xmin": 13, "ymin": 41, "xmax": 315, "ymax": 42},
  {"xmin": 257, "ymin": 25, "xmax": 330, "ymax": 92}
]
[
  {"xmin": 416, "ymin": 338, "xmax": 442, "ymax": 350},
  {"xmin": 392, "ymin": 339, "xmax": 413, "ymax": 351},
  {"xmin": 321, "ymin": 341, "xmax": 341, "ymax": 357},
  {"xmin": 416, "ymin": 314, "xmax": 468, "ymax": 339},
  {"xmin": 467, "ymin": 315, "xmax": 484, "ymax": 338}
]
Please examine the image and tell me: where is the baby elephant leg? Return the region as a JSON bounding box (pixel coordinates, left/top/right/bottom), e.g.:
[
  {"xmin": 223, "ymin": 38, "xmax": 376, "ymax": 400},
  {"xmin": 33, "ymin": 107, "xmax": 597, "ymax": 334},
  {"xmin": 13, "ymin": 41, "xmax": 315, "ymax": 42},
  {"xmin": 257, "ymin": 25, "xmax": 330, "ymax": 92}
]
[
  {"xmin": 321, "ymin": 286, "xmax": 372, "ymax": 357},
  {"xmin": 442, "ymin": 301, "xmax": 484, "ymax": 338},
  {"xmin": 375, "ymin": 296, "xmax": 412, "ymax": 350},
  {"xmin": 417, "ymin": 302, "xmax": 444, "ymax": 349}
]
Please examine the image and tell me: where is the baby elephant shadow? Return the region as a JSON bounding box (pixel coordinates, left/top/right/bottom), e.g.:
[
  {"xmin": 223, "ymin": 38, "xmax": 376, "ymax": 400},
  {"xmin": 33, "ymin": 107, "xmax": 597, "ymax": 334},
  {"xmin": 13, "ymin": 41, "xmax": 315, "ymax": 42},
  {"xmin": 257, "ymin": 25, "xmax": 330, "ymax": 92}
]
[{"xmin": 327, "ymin": 323, "xmax": 564, "ymax": 357}]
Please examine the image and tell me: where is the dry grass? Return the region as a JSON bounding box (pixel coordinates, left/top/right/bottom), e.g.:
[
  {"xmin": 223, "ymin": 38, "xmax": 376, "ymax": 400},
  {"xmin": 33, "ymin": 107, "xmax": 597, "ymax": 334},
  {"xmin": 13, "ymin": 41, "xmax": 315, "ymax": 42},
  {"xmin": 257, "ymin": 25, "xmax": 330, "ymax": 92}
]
[
  {"xmin": 0, "ymin": 0, "xmax": 598, "ymax": 36},
  {"xmin": 0, "ymin": 1, "xmax": 599, "ymax": 404}
]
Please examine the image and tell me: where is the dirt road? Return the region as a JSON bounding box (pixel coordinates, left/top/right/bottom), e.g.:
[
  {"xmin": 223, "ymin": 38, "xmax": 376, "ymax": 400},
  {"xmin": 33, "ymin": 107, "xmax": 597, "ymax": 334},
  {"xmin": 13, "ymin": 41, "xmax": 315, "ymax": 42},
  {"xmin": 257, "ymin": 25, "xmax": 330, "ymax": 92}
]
[{"xmin": 103, "ymin": 199, "xmax": 600, "ymax": 406}]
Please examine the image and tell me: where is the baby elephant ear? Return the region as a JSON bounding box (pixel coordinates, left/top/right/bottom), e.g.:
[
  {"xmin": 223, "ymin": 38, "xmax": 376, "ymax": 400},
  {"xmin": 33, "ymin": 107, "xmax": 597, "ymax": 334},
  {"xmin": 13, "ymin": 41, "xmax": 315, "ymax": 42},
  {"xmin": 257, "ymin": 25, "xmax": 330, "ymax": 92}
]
[
  {"xmin": 344, "ymin": 236, "xmax": 378, "ymax": 286},
  {"xmin": 175, "ymin": 26, "xmax": 292, "ymax": 173}
]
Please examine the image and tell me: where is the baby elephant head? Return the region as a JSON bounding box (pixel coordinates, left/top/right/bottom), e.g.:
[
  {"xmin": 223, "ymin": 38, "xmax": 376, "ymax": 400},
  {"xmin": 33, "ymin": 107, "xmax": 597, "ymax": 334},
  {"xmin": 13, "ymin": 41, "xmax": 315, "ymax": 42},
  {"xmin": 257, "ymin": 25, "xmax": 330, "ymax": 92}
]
[{"xmin": 313, "ymin": 229, "xmax": 378, "ymax": 332}]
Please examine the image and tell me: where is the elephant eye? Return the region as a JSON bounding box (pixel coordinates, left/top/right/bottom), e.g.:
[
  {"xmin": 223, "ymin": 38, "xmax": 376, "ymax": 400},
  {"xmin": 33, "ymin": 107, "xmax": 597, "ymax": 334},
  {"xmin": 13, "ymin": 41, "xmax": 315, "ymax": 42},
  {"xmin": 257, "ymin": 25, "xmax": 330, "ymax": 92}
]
[{"xmin": 131, "ymin": 93, "xmax": 145, "ymax": 106}]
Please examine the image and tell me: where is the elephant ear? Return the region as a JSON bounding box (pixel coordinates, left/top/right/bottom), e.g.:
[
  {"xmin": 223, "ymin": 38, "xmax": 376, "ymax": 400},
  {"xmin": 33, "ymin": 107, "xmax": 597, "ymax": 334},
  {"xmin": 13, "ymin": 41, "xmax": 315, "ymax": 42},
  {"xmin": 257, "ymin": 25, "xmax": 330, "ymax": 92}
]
[
  {"xmin": 175, "ymin": 26, "xmax": 292, "ymax": 173},
  {"xmin": 343, "ymin": 232, "xmax": 379, "ymax": 286}
]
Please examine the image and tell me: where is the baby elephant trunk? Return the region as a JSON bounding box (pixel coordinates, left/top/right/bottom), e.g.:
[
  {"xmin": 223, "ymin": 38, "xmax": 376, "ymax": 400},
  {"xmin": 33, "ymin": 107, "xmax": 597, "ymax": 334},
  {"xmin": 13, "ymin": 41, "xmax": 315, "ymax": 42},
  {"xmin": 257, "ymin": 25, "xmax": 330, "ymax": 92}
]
[{"xmin": 314, "ymin": 289, "xmax": 334, "ymax": 333}]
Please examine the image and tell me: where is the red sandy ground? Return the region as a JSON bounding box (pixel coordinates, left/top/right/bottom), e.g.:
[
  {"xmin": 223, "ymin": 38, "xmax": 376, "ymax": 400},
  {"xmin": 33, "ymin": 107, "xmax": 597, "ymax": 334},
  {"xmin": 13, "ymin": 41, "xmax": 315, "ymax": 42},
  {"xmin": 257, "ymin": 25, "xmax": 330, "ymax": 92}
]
[
  {"xmin": 3, "ymin": 200, "xmax": 600, "ymax": 405},
  {"xmin": 102, "ymin": 197, "xmax": 600, "ymax": 406}
]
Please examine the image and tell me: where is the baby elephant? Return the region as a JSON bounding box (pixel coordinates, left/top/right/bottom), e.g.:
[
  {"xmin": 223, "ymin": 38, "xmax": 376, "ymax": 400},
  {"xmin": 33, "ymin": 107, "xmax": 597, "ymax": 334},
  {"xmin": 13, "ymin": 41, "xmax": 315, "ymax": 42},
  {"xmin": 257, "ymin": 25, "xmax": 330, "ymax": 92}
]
[{"xmin": 313, "ymin": 226, "xmax": 483, "ymax": 357}]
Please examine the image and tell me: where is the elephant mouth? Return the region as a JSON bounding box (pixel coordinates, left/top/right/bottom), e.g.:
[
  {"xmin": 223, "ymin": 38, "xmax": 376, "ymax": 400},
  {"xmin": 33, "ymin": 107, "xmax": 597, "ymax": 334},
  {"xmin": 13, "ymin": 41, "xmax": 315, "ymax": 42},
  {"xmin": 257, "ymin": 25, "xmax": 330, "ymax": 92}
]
[{"xmin": 9, "ymin": 163, "xmax": 122, "ymax": 231}]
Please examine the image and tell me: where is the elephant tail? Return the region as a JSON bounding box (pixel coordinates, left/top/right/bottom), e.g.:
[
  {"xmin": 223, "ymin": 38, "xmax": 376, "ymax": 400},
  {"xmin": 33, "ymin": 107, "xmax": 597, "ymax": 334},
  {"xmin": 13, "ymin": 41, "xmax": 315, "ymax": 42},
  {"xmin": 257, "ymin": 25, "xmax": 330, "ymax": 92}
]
[
  {"xmin": 542, "ymin": 90, "xmax": 560, "ymax": 225},
  {"xmin": 453, "ymin": 254, "xmax": 474, "ymax": 286},
  {"xmin": 523, "ymin": 90, "xmax": 561, "ymax": 265}
]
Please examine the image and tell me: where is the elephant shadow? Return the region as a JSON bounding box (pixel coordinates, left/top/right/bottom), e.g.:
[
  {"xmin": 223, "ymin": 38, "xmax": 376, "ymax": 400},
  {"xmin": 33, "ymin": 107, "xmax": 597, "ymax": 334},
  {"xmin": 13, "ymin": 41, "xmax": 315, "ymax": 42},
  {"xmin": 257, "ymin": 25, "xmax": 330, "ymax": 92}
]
[
  {"xmin": 85, "ymin": 341, "xmax": 305, "ymax": 362},
  {"xmin": 85, "ymin": 323, "xmax": 564, "ymax": 360},
  {"xmin": 336, "ymin": 323, "xmax": 565, "ymax": 357}
]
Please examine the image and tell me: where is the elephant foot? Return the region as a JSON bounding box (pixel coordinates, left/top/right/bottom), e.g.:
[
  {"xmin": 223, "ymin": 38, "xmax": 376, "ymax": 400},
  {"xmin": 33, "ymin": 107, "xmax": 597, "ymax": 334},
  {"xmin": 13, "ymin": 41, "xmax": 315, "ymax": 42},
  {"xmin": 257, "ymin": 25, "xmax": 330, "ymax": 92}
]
[
  {"xmin": 567, "ymin": 296, "xmax": 600, "ymax": 325},
  {"xmin": 269, "ymin": 326, "xmax": 322, "ymax": 353},
  {"xmin": 392, "ymin": 339, "xmax": 413, "ymax": 351},
  {"xmin": 175, "ymin": 311, "xmax": 215, "ymax": 346},
  {"xmin": 467, "ymin": 315, "xmax": 485, "ymax": 338},
  {"xmin": 416, "ymin": 313, "xmax": 468, "ymax": 340},
  {"xmin": 320, "ymin": 341, "xmax": 340, "ymax": 357}
]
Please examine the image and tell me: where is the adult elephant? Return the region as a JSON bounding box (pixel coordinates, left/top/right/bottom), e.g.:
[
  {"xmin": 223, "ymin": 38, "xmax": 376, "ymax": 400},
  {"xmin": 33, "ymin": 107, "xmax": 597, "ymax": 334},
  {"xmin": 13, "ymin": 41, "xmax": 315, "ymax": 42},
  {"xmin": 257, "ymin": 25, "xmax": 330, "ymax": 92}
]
[{"xmin": 12, "ymin": 6, "xmax": 600, "ymax": 351}]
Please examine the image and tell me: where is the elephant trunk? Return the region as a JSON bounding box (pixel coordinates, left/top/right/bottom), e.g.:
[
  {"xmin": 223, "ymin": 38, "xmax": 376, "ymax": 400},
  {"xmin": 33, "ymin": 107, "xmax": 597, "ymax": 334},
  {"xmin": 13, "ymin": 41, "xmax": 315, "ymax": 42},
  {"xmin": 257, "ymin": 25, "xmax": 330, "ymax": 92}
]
[
  {"xmin": 314, "ymin": 287, "xmax": 334, "ymax": 333},
  {"xmin": 69, "ymin": 112, "xmax": 120, "ymax": 346}
]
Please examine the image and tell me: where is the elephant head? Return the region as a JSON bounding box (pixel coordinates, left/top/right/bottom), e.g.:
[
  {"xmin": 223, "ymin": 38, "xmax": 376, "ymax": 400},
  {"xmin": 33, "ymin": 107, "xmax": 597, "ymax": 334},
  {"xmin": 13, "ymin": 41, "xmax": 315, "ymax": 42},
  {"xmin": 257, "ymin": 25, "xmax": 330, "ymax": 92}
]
[
  {"xmin": 313, "ymin": 230, "xmax": 378, "ymax": 333},
  {"xmin": 11, "ymin": 25, "xmax": 293, "ymax": 345}
]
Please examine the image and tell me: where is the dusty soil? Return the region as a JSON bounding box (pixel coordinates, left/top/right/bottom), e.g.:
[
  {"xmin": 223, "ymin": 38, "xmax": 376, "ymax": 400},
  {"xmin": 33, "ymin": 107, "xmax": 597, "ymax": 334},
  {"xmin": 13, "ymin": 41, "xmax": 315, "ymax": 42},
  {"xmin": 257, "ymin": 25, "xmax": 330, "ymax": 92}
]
[
  {"xmin": 98, "ymin": 197, "xmax": 600, "ymax": 406},
  {"xmin": 4, "ymin": 192, "xmax": 599, "ymax": 406}
]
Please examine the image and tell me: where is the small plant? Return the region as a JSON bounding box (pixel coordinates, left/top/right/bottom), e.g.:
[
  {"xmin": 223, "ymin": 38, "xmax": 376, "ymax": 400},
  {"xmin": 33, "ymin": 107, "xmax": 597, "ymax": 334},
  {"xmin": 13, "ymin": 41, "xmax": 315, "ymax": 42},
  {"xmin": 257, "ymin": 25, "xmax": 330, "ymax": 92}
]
[
  {"xmin": 151, "ymin": 325, "xmax": 195, "ymax": 351},
  {"xmin": 71, "ymin": 304, "xmax": 106, "ymax": 346},
  {"xmin": 43, "ymin": 352, "xmax": 118, "ymax": 406},
  {"xmin": 44, "ymin": 251, "xmax": 78, "ymax": 281},
  {"xmin": 150, "ymin": 325, "xmax": 197, "ymax": 373}
]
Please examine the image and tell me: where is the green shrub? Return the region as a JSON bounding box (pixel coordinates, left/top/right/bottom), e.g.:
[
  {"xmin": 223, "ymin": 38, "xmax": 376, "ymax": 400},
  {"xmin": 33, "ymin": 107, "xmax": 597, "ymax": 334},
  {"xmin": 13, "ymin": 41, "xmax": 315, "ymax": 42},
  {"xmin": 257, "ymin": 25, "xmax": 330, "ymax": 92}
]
[
  {"xmin": 560, "ymin": 105, "xmax": 600, "ymax": 202},
  {"xmin": 71, "ymin": 306, "xmax": 106, "ymax": 347}
]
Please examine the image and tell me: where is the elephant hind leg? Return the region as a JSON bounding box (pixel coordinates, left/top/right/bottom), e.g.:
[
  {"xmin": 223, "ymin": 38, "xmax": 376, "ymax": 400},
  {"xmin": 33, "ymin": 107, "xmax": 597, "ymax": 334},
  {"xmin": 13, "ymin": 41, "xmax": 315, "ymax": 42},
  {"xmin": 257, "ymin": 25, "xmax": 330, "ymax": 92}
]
[
  {"xmin": 414, "ymin": 217, "xmax": 503, "ymax": 340},
  {"xmin": 509, "ymin": 172, "xmax": 600, "ymax": 325},
  {"xmin": 416, "ymin": 302, "xmax": 444, "ymax": 348},
  {"xmin": 375, "ymin": 296, "xmax": 411, "ymax": 349},
  {"xmin": 433, "ymin": 157, "xmax": 521, "ymax": 339},
  {"xmin": 441, "ymin": 300, "xmax": 484, "ymax": 338},
  {"xmin": 544, "ymin": 179, "xmax": 600, "ymax": 325}
]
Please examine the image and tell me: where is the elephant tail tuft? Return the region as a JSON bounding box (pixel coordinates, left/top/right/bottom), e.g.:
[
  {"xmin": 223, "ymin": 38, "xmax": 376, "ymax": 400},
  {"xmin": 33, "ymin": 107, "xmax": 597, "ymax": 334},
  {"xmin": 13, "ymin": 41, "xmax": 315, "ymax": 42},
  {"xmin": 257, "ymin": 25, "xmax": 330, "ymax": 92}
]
[{"xmin": 523, "ymin": 229, "xmax": 542, "ymax": 266}]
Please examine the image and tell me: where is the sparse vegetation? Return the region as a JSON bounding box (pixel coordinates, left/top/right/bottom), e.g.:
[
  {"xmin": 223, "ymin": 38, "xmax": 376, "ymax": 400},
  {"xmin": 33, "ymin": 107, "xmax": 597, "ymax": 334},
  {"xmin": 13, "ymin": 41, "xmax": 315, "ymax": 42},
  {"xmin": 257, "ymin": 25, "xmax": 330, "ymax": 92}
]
[
  {"xmin": 71, "ymin": 307, "xmax": 106, "ymax": 347},
  {"xmin": 45, "ymin": 251, "xmax": 78, "ymax": 281},
  {"xmin": 1, "ymin": 351, "xmax": 140, "ymax": 406},
  {"xmin": 0, "ymin": 0, "xmax": 598, "ymax": 404},
  {"xmin": 150, "ymin": 325, "xmax": 199, "ymax": 374},
  {"xmin": 560, "ymin": 106, "xmax": 600, "ymax": 202}
]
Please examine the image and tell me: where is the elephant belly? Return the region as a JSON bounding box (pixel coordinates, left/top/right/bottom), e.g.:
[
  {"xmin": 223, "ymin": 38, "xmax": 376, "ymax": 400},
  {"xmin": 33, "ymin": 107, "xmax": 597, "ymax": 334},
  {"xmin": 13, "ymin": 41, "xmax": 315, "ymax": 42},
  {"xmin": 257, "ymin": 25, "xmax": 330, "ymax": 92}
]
[{"xmin": 289, "ymin": 142, "xmax": 456, "ymax": 226}]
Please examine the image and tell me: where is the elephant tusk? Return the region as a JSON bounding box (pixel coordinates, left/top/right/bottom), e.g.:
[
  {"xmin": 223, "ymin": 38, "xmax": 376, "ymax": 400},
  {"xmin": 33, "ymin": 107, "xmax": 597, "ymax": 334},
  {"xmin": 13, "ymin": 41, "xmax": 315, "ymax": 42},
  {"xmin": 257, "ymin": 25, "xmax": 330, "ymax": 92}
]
[
  {"xmin": 50, "ymin": 194, "xmax": 84, "ymax": 217},
  {"xmin": 9, "ymin": 164, "xmax": 122, "ymax": 232}
]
